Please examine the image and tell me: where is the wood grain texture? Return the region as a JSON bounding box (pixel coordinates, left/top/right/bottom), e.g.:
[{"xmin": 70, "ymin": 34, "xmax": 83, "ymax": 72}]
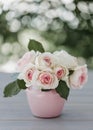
[{"xmin": 0, "ymin": 70, "xmax": 93, "ymax": 130}]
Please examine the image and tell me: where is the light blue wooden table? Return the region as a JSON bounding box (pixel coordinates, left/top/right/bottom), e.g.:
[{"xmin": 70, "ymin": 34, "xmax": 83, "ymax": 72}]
[{"xmin": 0, "ymin": 71, "xmax": 93, "ymax": 130}]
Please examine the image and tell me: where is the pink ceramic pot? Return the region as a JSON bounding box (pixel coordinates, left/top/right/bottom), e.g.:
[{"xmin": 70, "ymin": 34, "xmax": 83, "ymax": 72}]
[{"xmin": 26, "ymin": 88, "xmax": 65, "ymax": 118}]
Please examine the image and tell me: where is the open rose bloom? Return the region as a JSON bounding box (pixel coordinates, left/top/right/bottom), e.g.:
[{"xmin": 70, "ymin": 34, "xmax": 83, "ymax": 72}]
[{"xmin": 17, "ymin": 50, "xmax": 88, "ymax": 93}]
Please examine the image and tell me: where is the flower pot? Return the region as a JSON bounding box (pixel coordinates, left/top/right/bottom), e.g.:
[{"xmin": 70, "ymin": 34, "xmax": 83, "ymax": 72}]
[{"xmin": 26, "ymin": 88, "xmax": 65, "ymax": 118}]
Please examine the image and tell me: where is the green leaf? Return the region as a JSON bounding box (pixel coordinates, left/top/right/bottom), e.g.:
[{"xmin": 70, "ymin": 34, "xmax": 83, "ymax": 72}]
[
  {"xmin": 17, "ymin": 79, "xmax": 26, "ymax": 89},
  {"xmin": 3, "ymin": 80, "xmax": 21, "ymax": 97},
  {"xmin": 41, "ymin": 89, "xmax": 52, "ymax": 92},
  {"xmin": 69, "ymin": 70, "xmax": 74, "ymax": 76},
  {"xmin": 28, "ymin": 39, "xmax": 45, "ymax": 52},
  {"xmin": 56, "ymin": 80, "xmax": 70, "ymax": 100}
]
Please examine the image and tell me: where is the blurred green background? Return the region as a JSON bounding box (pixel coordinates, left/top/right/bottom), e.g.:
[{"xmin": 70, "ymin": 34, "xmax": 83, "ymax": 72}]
[{"xmin": 0, "ymin": 0, "xmax": 93, "ymax": 72}]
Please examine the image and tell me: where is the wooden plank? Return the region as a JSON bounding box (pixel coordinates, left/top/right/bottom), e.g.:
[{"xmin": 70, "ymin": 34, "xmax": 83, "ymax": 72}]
[
  {"xmin": 0, "ymin": 104, "xmax": 93, "ymax": 120},
  {"xmin": 0, "ymin": 120, "xmax": 93, "ymax": 130}
]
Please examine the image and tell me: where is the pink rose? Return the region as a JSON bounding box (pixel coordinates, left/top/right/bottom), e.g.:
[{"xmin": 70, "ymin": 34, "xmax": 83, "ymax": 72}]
[
  {"xmin": 69, "ymin": 64, "xmax": 88, "ymax": 89},
  {"xmin": 35, "ymin": 52, "xmax": 57, "ymax": 70},
  {"xmin": 25, "ymin": 69, "xmax": 34, "ymax": 81},
  {"xmin": 56, "ymin": 69, "xmax": 64, "ymax": 79},
  {"xmin": 43, "ymin": 56, "xmax": 52, "ymax": 67},
  {"xmin": 54, "ymin": 66, "xmax": 69, "ymax": 80},
  {"xmin": 32, "ymin": 71, "xmax": 58, "ymax": 90},
  {"xmin": 18, "ymin": 63, "xmax": 36, "ymax": 87},
  {"xmin": 17, "ymin": 51, "xmax": 36, "ymax": 71},
  {"xmin": 39, "ymin": 72, "xmax": 53, "ymax": 85}
]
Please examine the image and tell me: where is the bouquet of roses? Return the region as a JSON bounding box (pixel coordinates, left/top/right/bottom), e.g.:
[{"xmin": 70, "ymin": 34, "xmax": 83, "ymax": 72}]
[{"xmin": 4, "ymin": 40, "xmax": 88, "ymax": 100}]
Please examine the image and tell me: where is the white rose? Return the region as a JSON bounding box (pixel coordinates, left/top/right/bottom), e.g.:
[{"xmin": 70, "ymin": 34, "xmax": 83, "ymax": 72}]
[
  {"xmin": 69, "ymin": 64, "xmax": 88, "ymax": 89},
  {"xmin": 17, "ymin": 50, "xmax": 37, "ymax": 72},
  {"xmin": 35, "ymin": 52, "xmax": 57, "ymax": 70},
  {"xmin": 54, "ymin": 50, "xmax": 78, "ymax": 69},
  {"xmin": 31, "ymin": 70, "xmax": 59, "ymax": 90},
  {"xmin": 18, "ymin": 63, "xmax": 36, "ymax": 87}
]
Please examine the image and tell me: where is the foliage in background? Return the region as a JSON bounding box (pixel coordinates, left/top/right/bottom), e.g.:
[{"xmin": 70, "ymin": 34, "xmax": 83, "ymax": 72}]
[{"xmin": 0, "ymin": 0, "xmax": 93, "ymax": 68}]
